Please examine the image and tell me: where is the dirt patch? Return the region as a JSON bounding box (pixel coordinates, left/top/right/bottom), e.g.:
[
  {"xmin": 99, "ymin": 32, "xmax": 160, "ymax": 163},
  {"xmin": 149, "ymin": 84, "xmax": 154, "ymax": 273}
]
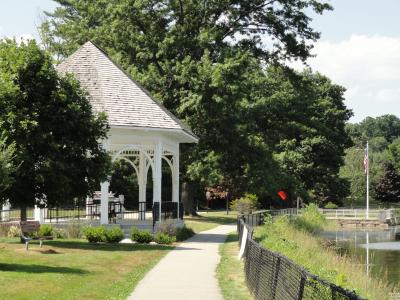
[
  {"xmin": 40, "ymin": 249, "xmax": 60, "ymax": 254},
  {"xmin": 14, "ymin": 248, "xmax": 61, "ymax": 254}
]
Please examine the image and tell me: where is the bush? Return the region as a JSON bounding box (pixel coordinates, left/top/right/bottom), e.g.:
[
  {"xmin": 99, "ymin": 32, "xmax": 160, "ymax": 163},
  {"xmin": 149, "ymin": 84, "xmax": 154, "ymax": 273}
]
[
  {"xmin": 296, "ymin": 203, "xmax": 326, "ymax": 233},
  {"xmin": 131, "ymin": 227, "xmax": 153, "ymax": 243},
  {"xmin": 83, "ymin": 226, "xmax": 106, "ymax": 243},
  {"xmin": 7, "ymin": 225, "xmax": 20, "ymax": 237},
  {"xmin": 53, "ymin": 227, "xmax": 66, "ymax": 239},
  {"xmin": 154, "ymin": 232, "xmax": 176, "ymax": 244},
  {"xmin": 104, "ymin": 226, "xmax": 124, "ymax": 243},
  {"xmin": 66, "ymin": 221, "xmax": 83, "ymax": 239},
  {"xmin": 324, "ymin": 202, "xmax": 338, "ymax": 209},
  {"xmin": 0, "ymin": 223, "xmax": 17, "ymax": 237},
  {"xmin": 38, "ymin": 224, "xmax": 53, "ymax": 237},
  {"xmin": 176, "ymin": 226, "xmax": 195, "ymax": 241},
  {"xmin": 158, "ymin": 219, "xmax": 177, "ymax": 236},
  {"xmin": 230, "ymin": 193, "xmax": 258, "ymax": 214}
]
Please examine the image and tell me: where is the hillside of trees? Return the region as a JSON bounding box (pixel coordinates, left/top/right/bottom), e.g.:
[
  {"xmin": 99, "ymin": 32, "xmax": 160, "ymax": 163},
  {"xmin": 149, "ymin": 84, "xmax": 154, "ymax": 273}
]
[{"xmin": 340, "ymin": 114, "xmax": 400, "ymax": 207}]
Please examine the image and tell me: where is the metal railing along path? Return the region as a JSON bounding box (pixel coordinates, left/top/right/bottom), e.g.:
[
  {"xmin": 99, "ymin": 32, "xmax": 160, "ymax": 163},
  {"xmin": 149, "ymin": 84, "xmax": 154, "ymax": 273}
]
[{"xmin": 237, "ymin": 212, "xmax": 364, "ymax": 300}]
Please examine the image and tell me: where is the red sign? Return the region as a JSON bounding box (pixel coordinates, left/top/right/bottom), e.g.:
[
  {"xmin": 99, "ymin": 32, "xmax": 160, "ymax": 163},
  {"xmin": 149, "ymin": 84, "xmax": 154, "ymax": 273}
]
[{"xmin": 278, "ymin": 191, "xmax": 287, "ymax": 201}]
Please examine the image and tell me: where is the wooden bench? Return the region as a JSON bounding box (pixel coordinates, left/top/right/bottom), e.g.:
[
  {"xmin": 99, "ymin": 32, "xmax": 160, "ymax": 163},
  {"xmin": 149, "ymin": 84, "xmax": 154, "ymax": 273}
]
[{"xmin": 19, "ymin": 221, "xmax": 45, "ymax": 250}]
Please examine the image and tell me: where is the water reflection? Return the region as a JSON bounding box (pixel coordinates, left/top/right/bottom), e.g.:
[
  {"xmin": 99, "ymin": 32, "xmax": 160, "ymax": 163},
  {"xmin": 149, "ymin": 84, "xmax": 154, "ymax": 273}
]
[{"xmin": 321, "ymin": 227, "xmax": 400, "ymax": 286}]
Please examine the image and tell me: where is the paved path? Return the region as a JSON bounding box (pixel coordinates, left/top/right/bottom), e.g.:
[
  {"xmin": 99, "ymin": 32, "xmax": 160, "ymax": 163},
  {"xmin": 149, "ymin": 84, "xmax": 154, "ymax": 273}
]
[{"xmin": 128, "ymin": 224, "xmax": 236, "ymax": 300}]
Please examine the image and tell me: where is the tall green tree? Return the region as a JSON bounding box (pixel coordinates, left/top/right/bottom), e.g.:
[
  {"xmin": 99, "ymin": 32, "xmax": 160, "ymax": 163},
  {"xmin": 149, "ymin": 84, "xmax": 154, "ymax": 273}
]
[
  {"xmin": 0, "ymin": 40, "xmax": 110, "ymax": 219},
  {"xmin": 0, "ymin": 138, "xmax": 16, "ymax": 195},
  {"xmin": 264, "ymin": 67, "xmax": 352, "ymax": 204},
  {"xmin": 40, "ymin": 0, "xmax": 349, "ymax": 210},
  {"xmin": 375, "ymin": 162, "xmax": 400, "ymax": 204},
  {"xmin": 343, "ymin": 115, "xmax": 400, "ymax": 206},
  {"xmin": 386, "ymin": 137, "xmax": 400, "ymax": 171},
  {"xmin": 346, "ymin": 114, "xmax": 400, "ymax": 146}
]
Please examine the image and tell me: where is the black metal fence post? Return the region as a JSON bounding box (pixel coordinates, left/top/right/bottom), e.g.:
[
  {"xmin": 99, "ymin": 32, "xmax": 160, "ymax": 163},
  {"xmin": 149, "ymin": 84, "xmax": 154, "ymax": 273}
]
[
  {"xmin": 298, "ymin": 274, "xmax": 306, "ymax": 300},
  {"xmin": 271, "ymin": 257, "xmax": 281, "ymax": 300}
]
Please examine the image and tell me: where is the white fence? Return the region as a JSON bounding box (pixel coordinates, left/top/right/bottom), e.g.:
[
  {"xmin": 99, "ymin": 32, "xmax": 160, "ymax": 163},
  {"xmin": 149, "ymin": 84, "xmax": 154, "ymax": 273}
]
[
  {"xmin": 270, "ymin": 208, "xmax": 387, "ymax": 220},
  {"xmin": 319, "ymin": 208, "xmax": 383, "ymax": 220}
]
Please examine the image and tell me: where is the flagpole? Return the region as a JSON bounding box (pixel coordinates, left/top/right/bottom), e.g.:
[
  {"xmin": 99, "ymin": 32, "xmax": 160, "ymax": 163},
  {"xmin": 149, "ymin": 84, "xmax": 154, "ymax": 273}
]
[{"xmin": 366, "ymin": 141, "xmax": 369, "ymax": 220}]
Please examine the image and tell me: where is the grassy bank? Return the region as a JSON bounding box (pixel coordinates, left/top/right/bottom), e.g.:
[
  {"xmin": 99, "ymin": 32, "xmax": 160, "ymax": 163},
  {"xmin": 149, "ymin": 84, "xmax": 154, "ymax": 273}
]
[
  {"xmin": 216, "ymin": 233, "xmax": 252, "ymax": 300},
  {"xmin": 0, "ymin": 238, "xmax": 172, "ymax": 299},
  {"xmin": 184, "ymin": 211, "xmax": 237, "ymax": 233},
  {"xmin": 254, "ymin": 210, "xmax": 396, "ymax": 300}
]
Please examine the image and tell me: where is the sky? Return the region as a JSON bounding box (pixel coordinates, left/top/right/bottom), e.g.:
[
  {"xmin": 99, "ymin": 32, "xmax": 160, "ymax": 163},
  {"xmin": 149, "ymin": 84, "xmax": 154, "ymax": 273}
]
[{"xmin": 0, "ymin": 0, "xmax": 399, "ymax": 123}]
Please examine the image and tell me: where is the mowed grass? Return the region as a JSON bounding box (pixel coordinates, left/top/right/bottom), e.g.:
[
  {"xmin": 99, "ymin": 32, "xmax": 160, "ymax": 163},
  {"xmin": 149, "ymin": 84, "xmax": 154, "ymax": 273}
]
[
  {"xmin": 216, "ymin": 233, "xmax": 252, "ymax": 300},
  {"xmin": 0, "ymin": 238, "xmax": 172, "ymax": 300},
  {"xmin": 184, "ymin": 211, "xmax": 237, "ymax": 233}
]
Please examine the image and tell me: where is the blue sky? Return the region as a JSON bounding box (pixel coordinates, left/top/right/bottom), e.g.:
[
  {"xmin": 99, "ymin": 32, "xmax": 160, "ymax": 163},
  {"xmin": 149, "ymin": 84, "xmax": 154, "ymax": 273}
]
[{"xmin": 0, "ymin": 0, "xmax": 399, "ymax": 123}]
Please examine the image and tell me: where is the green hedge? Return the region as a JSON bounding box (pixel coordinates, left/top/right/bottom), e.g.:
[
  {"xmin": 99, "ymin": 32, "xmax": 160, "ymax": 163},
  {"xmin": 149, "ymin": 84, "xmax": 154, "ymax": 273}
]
[
  {"xmin": 131, "ymin": 228, "xmax": 153, "ymax": 243},
  {"xmin": 154, "ymin": 232, "xmax": 176, "ymax": 244}
]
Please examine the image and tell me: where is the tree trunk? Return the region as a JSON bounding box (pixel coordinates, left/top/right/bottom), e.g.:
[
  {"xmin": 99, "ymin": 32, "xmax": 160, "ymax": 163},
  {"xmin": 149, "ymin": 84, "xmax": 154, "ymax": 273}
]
[
  {"xmin": 181, "ymin": 182, "xmax": 198, "ymax": 216},
  {"xmin": 20, "ymin": 205, "xmax": 27, "ymax": 221}
]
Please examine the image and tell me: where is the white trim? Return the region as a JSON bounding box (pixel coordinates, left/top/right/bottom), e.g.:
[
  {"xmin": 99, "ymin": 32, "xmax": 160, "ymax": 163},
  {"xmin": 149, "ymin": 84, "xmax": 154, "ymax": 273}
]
[{"xmin": 110, "ymin": 125, "xmax": 198, "ymax": 143}]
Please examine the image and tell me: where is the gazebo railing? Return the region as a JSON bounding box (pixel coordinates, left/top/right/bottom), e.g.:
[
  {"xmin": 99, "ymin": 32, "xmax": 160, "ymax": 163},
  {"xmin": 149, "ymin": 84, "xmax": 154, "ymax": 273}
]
[{"xmin": 1, "ymin": 202, "xmax": 184, "ymax": 224}]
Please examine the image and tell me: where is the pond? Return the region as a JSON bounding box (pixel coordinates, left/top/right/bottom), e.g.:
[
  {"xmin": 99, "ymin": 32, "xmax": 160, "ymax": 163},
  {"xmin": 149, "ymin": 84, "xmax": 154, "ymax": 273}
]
[{"xmin": 320, "ymin": 227, "xmax": 400, "ymax": 287}]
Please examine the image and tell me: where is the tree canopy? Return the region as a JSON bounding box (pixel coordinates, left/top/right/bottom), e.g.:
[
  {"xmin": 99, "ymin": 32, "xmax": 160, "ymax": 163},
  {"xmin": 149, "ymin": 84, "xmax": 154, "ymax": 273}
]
[
  {"xmin": 0, "ymin": 40, "xmax": 110, "ymax": 217},
  {"xmin": 341, "ymin": 114, "xmax": 400, "ymax": 207},
  {"xmin": 0, "ymin": 138, "xmax": 16, "ymax": 195},
  {"xmin": 39, "ymin": 0, "xmax": 352, "ymax": 209},
  {"xmin": 375, "ymin": 162, "xmax": 400, "ymax": 204}
]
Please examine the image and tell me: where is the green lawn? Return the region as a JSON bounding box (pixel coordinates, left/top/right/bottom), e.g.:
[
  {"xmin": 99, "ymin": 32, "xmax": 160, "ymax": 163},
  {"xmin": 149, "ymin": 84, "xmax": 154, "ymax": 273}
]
[
  {"xmin": 184, "ymin": 211, "xmax": 237, "ymax": 233},
  {"xmin": 0, "ymin": 238, "xmax": 172, "ymax": 300},
  {"xmin": 216, "ymin": 233, "xmax": 252, "ymax": 300}
]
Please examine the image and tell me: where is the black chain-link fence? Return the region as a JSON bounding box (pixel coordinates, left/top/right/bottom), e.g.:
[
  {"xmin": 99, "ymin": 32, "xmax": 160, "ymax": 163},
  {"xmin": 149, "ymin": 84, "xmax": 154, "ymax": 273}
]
[{"xmin": 238, "ymin": 213, "xmax": 364, "ymax": 300}]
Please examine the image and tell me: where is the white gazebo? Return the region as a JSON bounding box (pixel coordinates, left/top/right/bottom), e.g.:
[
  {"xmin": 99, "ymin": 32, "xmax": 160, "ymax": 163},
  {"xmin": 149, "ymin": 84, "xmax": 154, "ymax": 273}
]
[{"xmin": 56, "ymin": 41, "xmax": 198, "ymax": 225}]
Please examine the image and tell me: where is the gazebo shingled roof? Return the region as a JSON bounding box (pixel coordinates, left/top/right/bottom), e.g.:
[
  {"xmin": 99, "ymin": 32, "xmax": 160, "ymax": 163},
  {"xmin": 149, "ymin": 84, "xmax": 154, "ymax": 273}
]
[{"xmin": 56, "ymin": 41, "xmax": 197, "ymax": 142}]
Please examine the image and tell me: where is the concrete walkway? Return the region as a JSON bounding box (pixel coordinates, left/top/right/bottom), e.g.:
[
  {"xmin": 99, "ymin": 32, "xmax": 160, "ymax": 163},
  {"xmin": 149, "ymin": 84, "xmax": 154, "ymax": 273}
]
[{"xmin": 128, "ymin": 224, "xmax": 236, "ymax": 300}]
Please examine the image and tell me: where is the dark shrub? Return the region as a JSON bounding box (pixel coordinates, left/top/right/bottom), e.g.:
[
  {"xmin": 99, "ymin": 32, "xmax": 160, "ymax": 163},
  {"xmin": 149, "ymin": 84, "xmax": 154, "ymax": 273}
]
[
  {"xmin": 131, "ymin": 227, "xmax": 153, "ymax": 243},
  {"xmin": 105, "ymin": 226, "xmax": 124, "ymax": 243},
  {"xmin": 176, "ymin": 226, "xmax": 195, "ymax": 241},
  {"xmin": 38, "ymin": 224, "xmax": 53, "ymax": 237},
  {"xmin": 83, "ymin": 226, "xmax": 106, "ymax": 243},
  {"xmin": 154, "ymin": 232, "xmax": 176, "ymax": 245}
]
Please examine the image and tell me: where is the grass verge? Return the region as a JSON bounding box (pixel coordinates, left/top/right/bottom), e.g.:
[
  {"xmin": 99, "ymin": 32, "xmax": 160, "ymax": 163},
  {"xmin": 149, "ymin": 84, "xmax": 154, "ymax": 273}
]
[
  {"xmin": 254, "ymin": 216, "xmax": 397, "ymax": 300},
  {"xmin": 216, "ymin": 233, "xmax": 252, "ymax": 300},
  {"xmin": 184, "ymin": 211, "xmax": 237, "ymax": 233},
  {"xmin": 0, "ymin": 238, "xmax": 172, "ymax": 300}
]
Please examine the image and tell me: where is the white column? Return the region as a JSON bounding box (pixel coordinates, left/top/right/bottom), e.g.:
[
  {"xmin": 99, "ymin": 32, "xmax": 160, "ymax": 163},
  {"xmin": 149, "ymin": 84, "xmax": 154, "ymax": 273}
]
[
  {"xmin": 86, "ymin": 196, "xmax": 90, "ymax": 219},
  {"xmin": 172, "ymin": 151, "xmax": 180, "ymax": 219},
  {"xmin": 119, "ymin": 194, "xmax": 125, "ymax": 219},
  {"xmin": 138, "ymin": 151, "xmax": 146, "ymax": 220},
  {"xmin": 2, "ymin": 201, "xmax": 10, "ymax": 221},
  {"xmin": 153, "ymin": 141, "xmax": 162, "ymax": 222},
  {"xmin": 100, "ymin": 181, "xmax": 110, "ymax": 224},
  {"xmin": 34, "ymin": 205, "xmax": 44, "ymax": 223}
]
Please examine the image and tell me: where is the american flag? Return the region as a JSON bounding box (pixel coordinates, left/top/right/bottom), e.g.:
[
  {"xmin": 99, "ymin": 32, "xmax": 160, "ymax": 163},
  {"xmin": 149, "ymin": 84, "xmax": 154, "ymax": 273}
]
[{"xmin": 364, "ymin": 146, "xmax": 368, "ymax": 174}]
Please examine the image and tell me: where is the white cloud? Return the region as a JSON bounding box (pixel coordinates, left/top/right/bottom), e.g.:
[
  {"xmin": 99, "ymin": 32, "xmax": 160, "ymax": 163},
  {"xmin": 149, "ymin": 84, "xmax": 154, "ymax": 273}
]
[
  {"xmin": 376, "ymin": 88, "xmax": 400, "ymax": 103},
  {"xmin": 292, "ymin": 35, "xmax": 400, "ymax": 122}
]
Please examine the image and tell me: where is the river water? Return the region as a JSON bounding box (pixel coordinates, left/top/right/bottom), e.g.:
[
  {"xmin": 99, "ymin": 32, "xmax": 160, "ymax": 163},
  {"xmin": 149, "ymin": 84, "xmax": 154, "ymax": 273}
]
[{"xmin": 320, "ymin": 227, "xmax": 400, "ymax": 287}]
